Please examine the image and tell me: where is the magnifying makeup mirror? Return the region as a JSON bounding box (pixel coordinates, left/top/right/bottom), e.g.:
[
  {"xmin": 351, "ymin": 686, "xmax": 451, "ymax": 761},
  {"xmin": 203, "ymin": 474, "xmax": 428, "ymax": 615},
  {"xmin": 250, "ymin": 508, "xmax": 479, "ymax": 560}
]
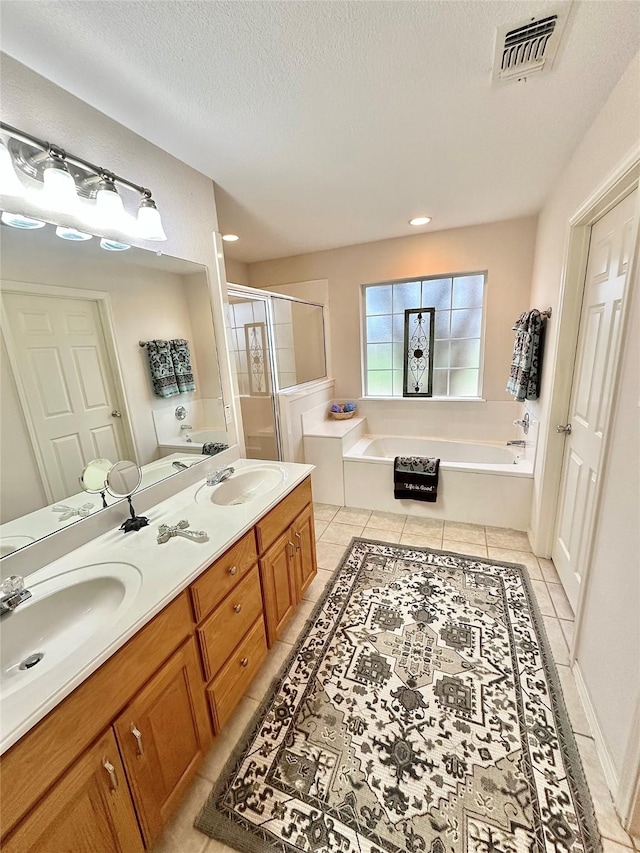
[
  {"xmin": 105, "ymin": 460, "xmax": 149, "ymax": 533},
  {"xmin": 79, "ymin": 458, "xmax": 113, "ymax": 508}
]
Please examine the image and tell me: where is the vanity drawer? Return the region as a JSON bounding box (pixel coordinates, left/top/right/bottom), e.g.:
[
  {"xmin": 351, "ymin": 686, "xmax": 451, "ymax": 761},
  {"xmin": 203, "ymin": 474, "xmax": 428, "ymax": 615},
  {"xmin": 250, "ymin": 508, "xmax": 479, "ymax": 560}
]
[
  {"xmin": 197, "ymin": 566, "xmax": 263, "ymax": 681},
  {"xmin": 255, "ymin": 477, "xmax": 312, "ymax": 554},
  {"xmin": 190, "ymin": 529, "xmax": 258, "ymax": 623},
  {"xmin": 207, "ymin": 617, "xmax": 268, "ymax": 731}
]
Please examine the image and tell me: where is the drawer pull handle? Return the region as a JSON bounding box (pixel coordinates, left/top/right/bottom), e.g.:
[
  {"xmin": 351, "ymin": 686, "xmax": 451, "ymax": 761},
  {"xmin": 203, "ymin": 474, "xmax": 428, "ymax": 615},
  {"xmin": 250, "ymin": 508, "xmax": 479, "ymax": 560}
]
[
  {"xmin": 295, "ymin": 532, "xmax": 302, "ymax": 551},
  {"xmin": 103, "ymin": 758, "xmax": 118, "ymax": 790},
  {"xmin": 233, "ymin": 603, "xmax": 242, "ymax": 613},
  {"xmin": 228, "ymin": 565, "xmax": 237, "ymax": 576},
  {"xmin": 241, "ymin": 657, "xmax": 249, "ymax": 667},
  {"xmin": 131, "ymin": 723, "xmax": 145, "ymax": 756},
  {"xmin": 288, "ymin": 540, "xmax": 295, "ymax": 558}
]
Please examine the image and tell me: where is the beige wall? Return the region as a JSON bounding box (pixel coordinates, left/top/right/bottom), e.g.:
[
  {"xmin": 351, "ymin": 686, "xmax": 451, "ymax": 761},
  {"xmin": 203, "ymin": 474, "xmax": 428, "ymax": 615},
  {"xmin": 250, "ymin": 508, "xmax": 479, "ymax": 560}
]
[
  {"xmin": 248, "ymin": 216, "xmax": 537, "ymax": 400},
  {"xmin": 527, "ymin": 53, "xmax": 640, "ymax": 794},
  {"xmin": 225, "ymin": 257, "xmax": 250, "ymax": 285}
]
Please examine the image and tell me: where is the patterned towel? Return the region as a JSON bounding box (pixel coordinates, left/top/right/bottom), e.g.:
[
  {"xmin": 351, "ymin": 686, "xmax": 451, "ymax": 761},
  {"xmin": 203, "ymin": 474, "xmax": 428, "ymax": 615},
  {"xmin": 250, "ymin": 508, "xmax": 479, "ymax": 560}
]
[
  {"xmin": 145, "ymin": 340, "xmax": 179, "ymax": 398},
  {"xmin": 203, "ymin": 442, "xmax": 229, "ymax": 456},
  {"xmin": 170, "ymin": 339, "xmax": 196, "ymax": 393},
  {"xmin": 507, "ymin": 310, "xmax": 543, "ymax": 401},
  {"xmin": 394, "ymin": 456, "xmax": 440, "ymax": 502}
]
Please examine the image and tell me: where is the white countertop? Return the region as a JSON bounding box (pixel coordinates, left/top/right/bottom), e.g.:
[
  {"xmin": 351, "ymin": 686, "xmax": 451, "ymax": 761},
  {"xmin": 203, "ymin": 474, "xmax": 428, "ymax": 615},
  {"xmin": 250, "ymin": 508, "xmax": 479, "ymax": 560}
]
[{"xmin": 0, "ymin": 458, "xmax": 313, "ymax": 755}]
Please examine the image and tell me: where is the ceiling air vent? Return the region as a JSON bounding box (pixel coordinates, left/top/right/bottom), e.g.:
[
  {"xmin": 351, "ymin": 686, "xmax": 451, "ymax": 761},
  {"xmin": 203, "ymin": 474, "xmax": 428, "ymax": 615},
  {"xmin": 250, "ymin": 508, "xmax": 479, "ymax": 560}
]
[{"xmin": 493, "ymin": 5, "xmax": 571, "ymax": 84}]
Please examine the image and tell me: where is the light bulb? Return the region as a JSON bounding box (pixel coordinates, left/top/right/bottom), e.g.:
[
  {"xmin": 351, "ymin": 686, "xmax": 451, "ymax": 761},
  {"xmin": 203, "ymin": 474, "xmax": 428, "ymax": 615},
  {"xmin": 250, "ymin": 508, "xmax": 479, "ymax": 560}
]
[
  {"xmin": 42, "ymin": 159, "xmax": 79, "ymax": 213},
  {"xmin": 409, "ymin": 216, "xmax": 432, "ymax": 226},
  {"xmin": 137, "ymin": 197, "xmax": 167, "ymax": 241},
  {"xmin": 222, "ymin": 234, "xmax": 239, "ymax": 242},
  {"xmin": 0, "ymin": 141, "xmax": 24, "ymax": 196},
  {"xmin": 1, "ymin": 211, "xmax": 46, "ymax": 229},
  {"xmin": 95, "ymin": 178, "xmax": 125, "ymax": 227},
  {"xmin": 56, "ymin": 226, "xmax": 93, "ymax": 241},
  {"xmin": 100, "ymin": 238, "xmax": 130, "ymax": 251}
]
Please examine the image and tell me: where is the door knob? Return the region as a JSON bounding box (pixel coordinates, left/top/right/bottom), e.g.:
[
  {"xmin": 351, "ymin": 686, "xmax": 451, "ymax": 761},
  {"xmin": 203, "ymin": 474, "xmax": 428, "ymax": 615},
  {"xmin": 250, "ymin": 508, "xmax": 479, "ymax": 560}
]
[
  {"xmin": 111, "ymin": 410, "xmax": 122, "ymax": 418},
  {"xmin": 557, "ymin": 423, "xmax": 572, "ymax": 435},
  {"xmin": 233, "ymin": 603, "xmax": 242, "ymax": 613}
]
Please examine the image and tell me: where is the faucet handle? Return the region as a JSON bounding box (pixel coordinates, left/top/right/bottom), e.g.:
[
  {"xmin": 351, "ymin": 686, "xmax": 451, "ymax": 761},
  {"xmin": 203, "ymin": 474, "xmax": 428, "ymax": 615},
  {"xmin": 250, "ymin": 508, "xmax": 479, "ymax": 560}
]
[{"xmin": 1, "ymin": 575, "xmax": 24, "ymax": 595}]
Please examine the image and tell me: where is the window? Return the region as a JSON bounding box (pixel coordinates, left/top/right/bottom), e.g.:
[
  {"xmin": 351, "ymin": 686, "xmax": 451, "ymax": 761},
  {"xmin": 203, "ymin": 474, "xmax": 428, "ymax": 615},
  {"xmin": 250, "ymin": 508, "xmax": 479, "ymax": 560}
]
[{"xmin": 362, "ymin": 272, "xmax": 485, "ymax": 398}]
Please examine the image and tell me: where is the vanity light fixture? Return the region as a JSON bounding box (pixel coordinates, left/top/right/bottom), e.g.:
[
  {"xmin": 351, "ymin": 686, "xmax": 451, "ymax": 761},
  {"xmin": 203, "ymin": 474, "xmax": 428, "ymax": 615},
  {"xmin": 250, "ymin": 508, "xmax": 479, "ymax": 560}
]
[
  {"xmin": 100, "ymin": 238, "xmax": 131, "ymax": 251},
  {"xmin": 222, "ymin": 234, "xmax": 239, "ymax": 242},
  {"xmin": 0, "ymin": 140, "xmax": 25, "ymax": 196},
  {"xmin": 94, "ymin": 176, "xmax": 125, "ymax": 226},
  {"xmin": 1, "ymin": 211, "xmax": 46, "ymax": 229},
  {"xmin": 409, "ymin": 216, "xmax": 432, "ymax": 226},
  {"xmin": 137, "ymin": 196, "xmax": 167, "ymax": 241},
  {"xmin": 41, "ymin": 156, "xmax": 79, "ymax": 213},
  {"xmin": 0, "ymin": 121, "xmax": 167, "ymax": 241},
  {"xmin": 56, "ymin": 225, "xmax": 93, "ymax": 241}
]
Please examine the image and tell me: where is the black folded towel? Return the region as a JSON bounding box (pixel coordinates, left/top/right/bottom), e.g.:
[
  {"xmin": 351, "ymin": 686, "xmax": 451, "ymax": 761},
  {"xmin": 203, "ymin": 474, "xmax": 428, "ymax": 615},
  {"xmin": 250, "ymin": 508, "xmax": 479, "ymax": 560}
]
[
  {"xmin": 203, "ymin": 442, "xmax": 229, "ymax": 456},
  {"xmin": 394, "ymin": 456, "xmax": 440, "ymax": 502}
]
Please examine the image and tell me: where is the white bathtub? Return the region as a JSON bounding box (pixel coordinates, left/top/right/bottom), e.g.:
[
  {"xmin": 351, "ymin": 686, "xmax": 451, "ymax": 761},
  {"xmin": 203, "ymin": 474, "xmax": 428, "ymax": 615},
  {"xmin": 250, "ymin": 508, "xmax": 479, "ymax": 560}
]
[{"xmin": 343, "ymin": 434, "xmax": 533, "ymax": 530}]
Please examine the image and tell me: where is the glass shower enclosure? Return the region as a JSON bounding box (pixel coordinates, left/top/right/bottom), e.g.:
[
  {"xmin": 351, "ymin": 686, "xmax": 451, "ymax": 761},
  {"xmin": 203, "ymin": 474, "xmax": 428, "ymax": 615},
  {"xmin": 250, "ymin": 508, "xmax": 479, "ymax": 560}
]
[{"xmin": 227, "ymin": 287, "xmax": 327, "ymax": 461}]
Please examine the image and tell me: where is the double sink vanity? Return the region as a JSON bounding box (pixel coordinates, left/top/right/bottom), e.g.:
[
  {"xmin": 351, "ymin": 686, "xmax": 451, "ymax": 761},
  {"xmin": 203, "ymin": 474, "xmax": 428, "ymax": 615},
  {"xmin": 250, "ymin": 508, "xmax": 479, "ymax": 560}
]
[{"xmin": 0, "ymin": 458, "xmax": 317, "ymax": 851}]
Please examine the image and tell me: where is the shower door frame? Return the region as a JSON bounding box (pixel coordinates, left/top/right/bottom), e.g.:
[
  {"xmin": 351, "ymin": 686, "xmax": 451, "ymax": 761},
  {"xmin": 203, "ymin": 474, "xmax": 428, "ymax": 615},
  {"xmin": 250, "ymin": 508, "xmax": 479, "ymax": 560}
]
[
  {"xmin": 227, "ymin": 284, "xmax": 328, "ymax": 462},
  {"xmin": 228, "ymin": 288, "xmax": 285, "ymax": 461}
]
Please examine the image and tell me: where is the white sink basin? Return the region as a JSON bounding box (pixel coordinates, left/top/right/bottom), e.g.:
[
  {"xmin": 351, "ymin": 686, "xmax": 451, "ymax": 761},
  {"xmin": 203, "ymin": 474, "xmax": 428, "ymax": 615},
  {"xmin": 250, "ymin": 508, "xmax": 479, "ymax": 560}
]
[
  {"xmin": 1, "ymin": 562, "xmax": 142, "ymax": 698},
  {"xmin": 196, "ymin": 466, "xmax": 286, "ymax": 506}
]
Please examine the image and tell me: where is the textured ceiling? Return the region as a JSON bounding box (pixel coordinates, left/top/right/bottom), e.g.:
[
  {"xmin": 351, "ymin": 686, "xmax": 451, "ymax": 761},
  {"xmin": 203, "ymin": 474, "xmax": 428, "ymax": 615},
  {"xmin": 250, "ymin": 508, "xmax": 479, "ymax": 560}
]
[{"xmin": 1, "ymin": 1, "xmax": 639, "ymax": 262}]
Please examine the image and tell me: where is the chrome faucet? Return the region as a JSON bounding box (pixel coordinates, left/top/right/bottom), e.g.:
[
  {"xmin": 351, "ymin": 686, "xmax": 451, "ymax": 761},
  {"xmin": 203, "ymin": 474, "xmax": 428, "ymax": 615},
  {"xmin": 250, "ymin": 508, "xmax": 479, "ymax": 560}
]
[
  {"xmin": 0, "ymin": 576, "xmax": 32, "ymax": 616},
  {"xmin": 507, "ymin": 440, "xmax": 526, "ymax": 448},
  {"xmin": 207, "ymin": 466, "xmax": 235, "ymax": 486}
]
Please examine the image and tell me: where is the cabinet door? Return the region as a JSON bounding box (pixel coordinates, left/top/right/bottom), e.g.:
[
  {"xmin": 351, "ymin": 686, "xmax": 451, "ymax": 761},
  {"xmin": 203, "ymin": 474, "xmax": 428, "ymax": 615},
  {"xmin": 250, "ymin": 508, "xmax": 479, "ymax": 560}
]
[
  {"xmin": 114, "ymin": 638, "xmax": 212, "ymax": 846},
  {"xmin": 259, "ymin": 528, "xmax": 297, "ymax": 646},
  {"xmin": 2, "ymin": 730, "xmax": 143, "ymax": 853},
  {"xmin": 293, "ymin": 504, "xmax": 318, "ymax": 599}
]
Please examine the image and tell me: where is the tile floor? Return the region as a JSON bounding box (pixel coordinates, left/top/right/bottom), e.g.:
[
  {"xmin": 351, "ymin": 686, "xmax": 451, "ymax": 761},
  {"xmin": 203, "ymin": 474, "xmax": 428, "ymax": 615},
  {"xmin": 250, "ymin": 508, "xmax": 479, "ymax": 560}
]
[{"xmin": 151, "ymin": 504, "xmax": 638, "ymax": 853}]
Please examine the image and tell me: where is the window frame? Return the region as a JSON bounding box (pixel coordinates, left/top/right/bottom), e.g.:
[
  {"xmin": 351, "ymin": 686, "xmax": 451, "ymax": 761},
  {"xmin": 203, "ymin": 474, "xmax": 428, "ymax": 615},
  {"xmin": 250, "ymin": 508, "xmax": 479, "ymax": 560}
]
[{"xmin": 360, "ymin": 270, "xmax": 488, "ymax": 400}]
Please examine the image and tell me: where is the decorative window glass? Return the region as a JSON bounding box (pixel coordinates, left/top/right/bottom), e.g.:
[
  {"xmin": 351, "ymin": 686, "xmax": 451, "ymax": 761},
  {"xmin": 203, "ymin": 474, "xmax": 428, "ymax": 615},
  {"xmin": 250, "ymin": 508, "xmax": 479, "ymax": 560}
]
[
  {"xmin": 363, "ymin": 272, "xmax": 485, "ymax": 398},
  {"xmin": 245, "ymin": 322, "xmax": 269, "ymax": 395},
  {"xmin": 403, "ymin": 308, "xmax": 435, "ymax": 396}
]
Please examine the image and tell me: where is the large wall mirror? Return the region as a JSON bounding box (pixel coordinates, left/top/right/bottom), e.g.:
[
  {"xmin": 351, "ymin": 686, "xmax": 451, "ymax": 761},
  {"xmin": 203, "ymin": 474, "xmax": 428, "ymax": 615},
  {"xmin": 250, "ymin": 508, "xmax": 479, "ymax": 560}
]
[{"xmin": 0, "ymin": 223, "xmax": 228, "ymax": 559}]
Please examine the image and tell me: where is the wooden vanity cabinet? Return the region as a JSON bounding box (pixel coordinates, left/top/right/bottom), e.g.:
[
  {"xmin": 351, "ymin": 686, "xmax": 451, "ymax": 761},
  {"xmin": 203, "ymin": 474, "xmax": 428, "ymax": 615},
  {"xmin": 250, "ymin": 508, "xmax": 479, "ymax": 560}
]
[
  {"xmin": 260, "ymin": 529, "xmax": 298, "ymax": 645},
  {"xmin": 1, "ymin": 730, "xmax": 144, "ymax": 853},
  {"xmin": 0, "ymin": 476, "xmax": 317, "ymax": 850},
  {"xmin": 257, "ymin": 478, "xmax": 317, "ymax": 645},
  {"xmin": 292, "ymin": 502, "xmax": 317, "ymax": 599},
  {"xmin": 113, "ymin": 638, "xmax": 212, "ymax": 847}
]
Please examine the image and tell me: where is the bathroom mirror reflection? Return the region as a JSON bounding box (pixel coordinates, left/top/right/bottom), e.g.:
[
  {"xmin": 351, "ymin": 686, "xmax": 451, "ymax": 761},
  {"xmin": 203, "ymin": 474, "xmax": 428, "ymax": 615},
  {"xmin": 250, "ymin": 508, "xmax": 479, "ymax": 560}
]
[{"xmin": 0, "ymin": 223, "xmax": 228, "ymax": 557}]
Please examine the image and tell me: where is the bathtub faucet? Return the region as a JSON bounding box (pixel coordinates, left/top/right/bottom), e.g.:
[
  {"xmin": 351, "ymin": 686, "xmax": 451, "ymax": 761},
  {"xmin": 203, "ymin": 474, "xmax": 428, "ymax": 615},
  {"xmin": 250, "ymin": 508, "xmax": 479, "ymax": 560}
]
[{"xmin": 506, "ymin": 440, "xmax": 526, "ymax": 448}]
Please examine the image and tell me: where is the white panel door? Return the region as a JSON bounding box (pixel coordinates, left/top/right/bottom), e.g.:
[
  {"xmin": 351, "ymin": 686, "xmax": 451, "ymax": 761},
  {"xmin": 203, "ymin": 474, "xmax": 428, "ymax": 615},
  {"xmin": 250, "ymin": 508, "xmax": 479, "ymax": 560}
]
[
  {"xmin": 553, "ymin": 189, "xmax": 637, "ymax": 609},
  {"xmin": 2, "ymin": 292, "xmax": 129, "ymax": 501}
]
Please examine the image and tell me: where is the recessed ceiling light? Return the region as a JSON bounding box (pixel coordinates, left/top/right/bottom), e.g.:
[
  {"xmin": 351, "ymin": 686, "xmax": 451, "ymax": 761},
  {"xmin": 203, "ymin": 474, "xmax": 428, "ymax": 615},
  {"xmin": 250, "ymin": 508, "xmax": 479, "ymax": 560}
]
[
  {"xmin": 409, "ymin": 216, "xmax": 432, "ymax": 226},
  {"xmin": 222, "ymin": 234, "xmax": 239, "ymax": 242}
]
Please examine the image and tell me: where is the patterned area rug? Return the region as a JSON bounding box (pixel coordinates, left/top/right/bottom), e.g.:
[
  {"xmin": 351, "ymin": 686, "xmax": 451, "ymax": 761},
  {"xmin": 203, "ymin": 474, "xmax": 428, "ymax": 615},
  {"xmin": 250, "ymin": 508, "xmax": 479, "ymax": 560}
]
[{"xmin": 196, "ymin": 539, "xmax": 601, "ymax": 853}]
